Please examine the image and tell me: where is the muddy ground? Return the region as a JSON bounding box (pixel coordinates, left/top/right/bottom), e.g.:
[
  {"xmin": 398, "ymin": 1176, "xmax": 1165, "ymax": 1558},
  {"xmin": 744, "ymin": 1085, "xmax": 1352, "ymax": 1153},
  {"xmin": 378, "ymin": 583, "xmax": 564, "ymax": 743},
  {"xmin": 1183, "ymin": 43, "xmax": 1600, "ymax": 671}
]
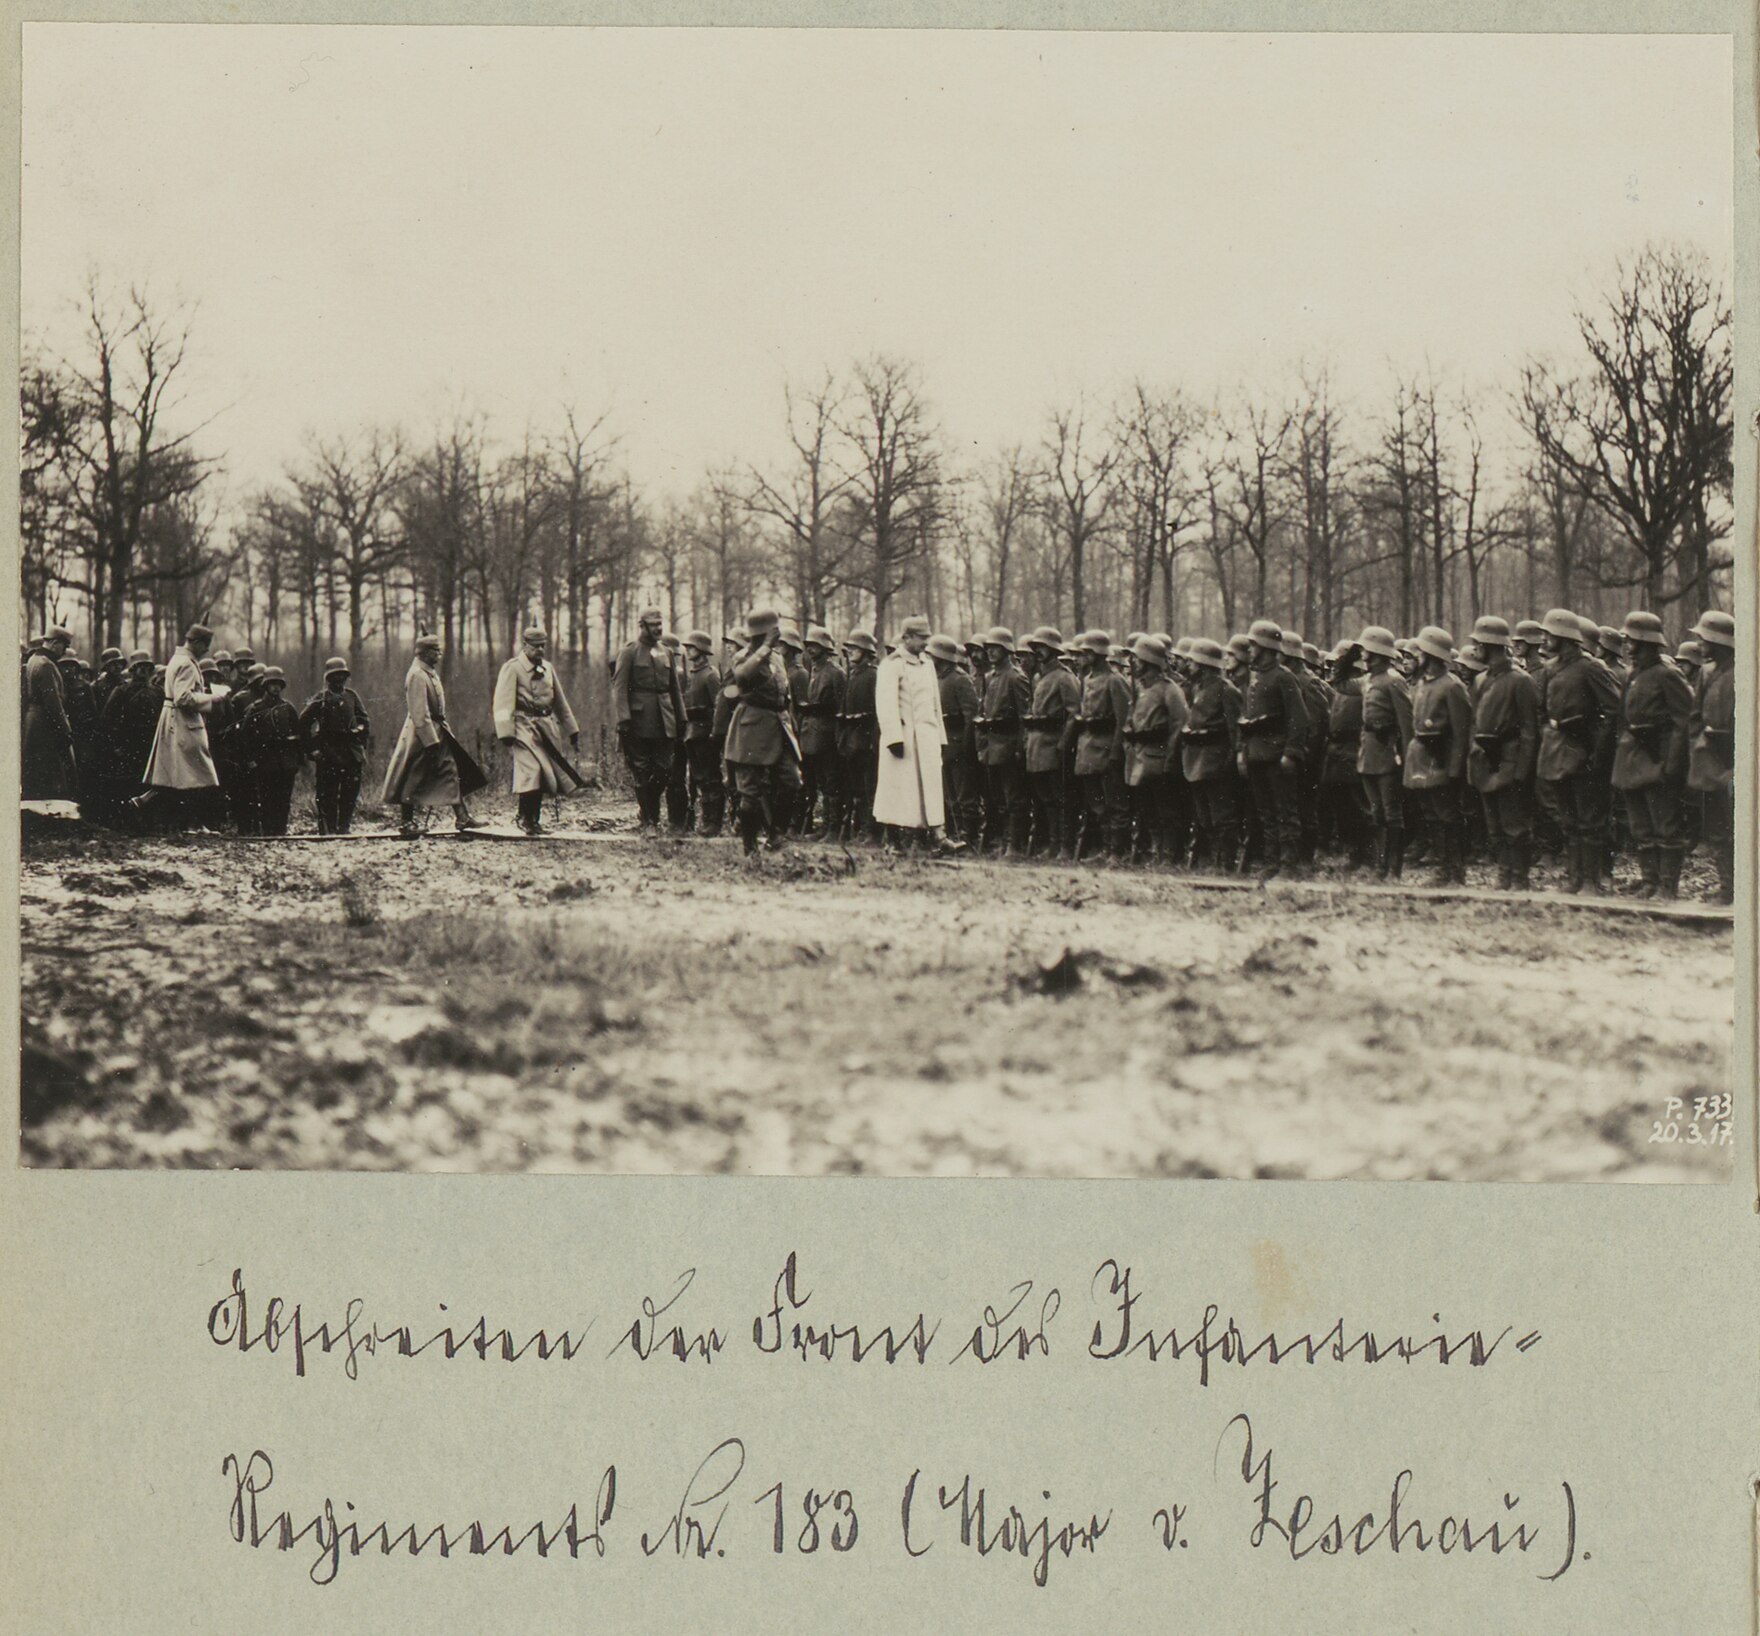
[{"xmin": 17, "ymin": 791, "xmax": 1735, "ymax": 1180}]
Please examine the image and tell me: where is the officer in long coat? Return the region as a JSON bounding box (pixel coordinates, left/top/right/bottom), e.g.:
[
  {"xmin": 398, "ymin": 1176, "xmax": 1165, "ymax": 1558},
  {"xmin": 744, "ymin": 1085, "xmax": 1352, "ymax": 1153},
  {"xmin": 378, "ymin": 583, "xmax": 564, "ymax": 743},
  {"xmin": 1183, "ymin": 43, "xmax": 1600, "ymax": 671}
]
[
  {"xmin": 681, "ymin": 631, "xmax": 726, "ymax": 837},
  {"xmin": 1611, "ymin": 610, "xmax": 1694, "ymax": 899},
  {"xmin": 382, "ymin": 634, "xmax": 486, "ymax": 836},
  {"xmin": 299, "ymin": 656, "xmax": 371, "ymax": 833},
  {"xmin": 873, "ymin": 615, "xmax": 955, "ymax": 850},
  {"xmin": 1686, "ymin": 611, "xmax": 1736, "ymax": 905},
  {"xmin": 1121, "ymin": 635, "xmax": 1187, "ymax": 864},
  {"xmin": 974, "ymin": 627, "xmax": 1031, "ymax": 854},
  {"xmin": 21, "ymin": 627, "xmax": 76, "ymax": 801},
  {"xmin": 930, "ymin": 634, "xmax": 983, "ymax": 845},
  {"xmin": 494, "ymin": 626, "xmax": 587, "ymax": 836},
  {"xmin": 134, "ymin": 623, "xmax": 219, "ymax": 830},
  {"xmin": 611, "ymin": 607, "xmax": 686, "ymax": 833},
  {"xmin": 1464, "ymin": 617, "xmax": 1540, "ymax": 890},
  {"xmin": 1236, "ymin": 620, "xmax": 1310, "ymax": 879},
  {"xmin": 1534, "ymin": 607, "xmax": 1620, "ymax": 893},
  {"xmin": 1072, "ymin": 630, "xmax": 1133, "ymax": 862},
  {"xmin": 796, "ymin": 626, "xmax": 846, "ymax": 837},
  {"xmin": 723, "ymin": 609, "xmax": 804, "ymax": 855},
  {"xmin": 1402, "ymin": 626, "xmax": 1473, "ymax": 885}
]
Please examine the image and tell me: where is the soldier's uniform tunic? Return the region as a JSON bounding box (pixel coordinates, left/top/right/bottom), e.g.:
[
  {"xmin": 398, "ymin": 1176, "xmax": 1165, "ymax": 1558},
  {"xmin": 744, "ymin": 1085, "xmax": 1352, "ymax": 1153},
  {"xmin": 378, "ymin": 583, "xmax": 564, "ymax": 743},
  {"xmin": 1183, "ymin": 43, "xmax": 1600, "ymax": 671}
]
[
  {"xmin": 975, "ymin": 659, "xmax": 1032, "ymax": 850},
  {"xmin": 1181, "ymin": 670, "xmax": 1241, "ymax": 871},
  {"xmin": 1073, "ymin": 667, "xmax": 1133, "ymax": 858},
  {"xmin": 1611, "ymin": 656, "xmax": 1694, "ymax": 893},
  {"xmin": 1467, "ymin": 653, "xmax": 1540, "ymax": 885},
  {"xmin": 1238, "ymin": 664, "xmax": 1310, "ymax": 869},
  {"xmin": 797, "ymin": 655, "xmax": 846, "ymax": 835},
  {"xmin": 1122, "ymin": 674, "xmax": 1187, "ymax": 861},
  {"xmin": 611, "ymin": 638, "xmax": 686, "ymax": 828},
  {"xmin": 299, "ymin": 684, "xmax": 371, "ymax": 833},
  {"xmin": 683, "ymin": 656, "xmax": 726, "ymax": 836},
  {"xmin": 937, "ymin": 663, "xmax": 983, "ymax": 845},
  {"xmin": 1023, "ymin": 662, "xmax": 1081, "ymax": 857}
]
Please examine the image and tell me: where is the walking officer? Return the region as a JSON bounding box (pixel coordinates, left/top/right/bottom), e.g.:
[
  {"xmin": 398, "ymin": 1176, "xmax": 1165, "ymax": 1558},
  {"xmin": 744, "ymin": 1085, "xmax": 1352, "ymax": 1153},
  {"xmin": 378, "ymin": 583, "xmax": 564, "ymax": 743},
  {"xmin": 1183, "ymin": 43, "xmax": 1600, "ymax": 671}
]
[
  {"xmin": 494, "ymin": 625, "xmax": 588, "ymax": 835},
  {"xmin": 611, "ymin": 607, "xmax": 687, "ymax": 834}
]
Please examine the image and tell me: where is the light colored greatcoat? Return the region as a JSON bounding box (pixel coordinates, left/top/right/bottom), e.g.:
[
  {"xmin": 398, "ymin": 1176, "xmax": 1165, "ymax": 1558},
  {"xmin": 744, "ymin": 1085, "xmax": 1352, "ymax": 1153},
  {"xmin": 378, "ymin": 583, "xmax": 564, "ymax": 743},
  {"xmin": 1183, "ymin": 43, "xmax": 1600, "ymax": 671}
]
[
  {"xmin": 872, "ymin": 649, "xmax": 946, "ymax": 829},
  {"xmin": 381, "ymin": 657, "xmax": 459, "ymax": 807},
  {"xmin": 144, "ymin": 646, "xmax": 219, "ymax": 790},
  {"xmin": 493, "ymin": 652, "xmax": 585, "ymax": 795}
]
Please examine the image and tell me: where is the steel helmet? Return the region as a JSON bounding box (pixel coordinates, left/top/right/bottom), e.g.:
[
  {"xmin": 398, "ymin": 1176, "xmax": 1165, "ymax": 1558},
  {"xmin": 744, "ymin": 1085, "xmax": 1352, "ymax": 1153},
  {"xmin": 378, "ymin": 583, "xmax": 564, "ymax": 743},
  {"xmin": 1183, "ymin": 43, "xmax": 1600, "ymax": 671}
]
[
  {"xmin": 926, "ymin": 634, "xmax": 961, "ymax": 662},
  {"xmin": 1187, "ymin": 637, "xmax": 1226, "ymax": 671},
  {"xmin": 1415, "ymin": 625, "xmax": 1455, "ymax": 663},
  {"xmin": 1357, "ymin": 625, "xmax": 1400, "ymax": 660},
  {"xmin": 805, "ymin": 625, "xmax": 836, "ymax": 651},
  {"xmin": 1130, "ymin": 635, "xmax": 1170, "ymax": 667},
  {"xmin": 983, "ymin": 625, "xmax": 1017, "ymax": 654},
  {"xmin": 1124, "ymin": 631, "xmax": 1146, "ymax": 649},
  {"xmin": 777, "ymin": 622, "xmax": 805, "ymax": 651},
  {"xmin": 99, "ymin": 647, "xmax": 123, "ymax": 664},
  {"xmin": 1540, "ymin": 608, "xmax": 1582, "ymax": 642},
  {"xmin": 1470, "ymin": 615, "xmax": 1511, "ymax": 647},
  {"xmin": 843, "ymin": 628, "xmax": 877, "ymax": 655},
  {"xmin": 323, "ymin": 655, "xmax": 351, "ymax": 677},
  {"xmin": 1456, "ymin": 647, "xmax": 1486, "ymax": 674},
  {"xmin": 745, "ymin": 608, "xmax": 782, "ymax": 640},
  {"xmin": 1692, "ymin": 610, "xmax": 1735, "ymax": 649},
  {"xmin": 1077, "ymin": 630, "xmax": 1112, "ymax": 655},
  {"xmin": 127, "ymin": 650, "xmax": 152, "ymax": 669},
  {"xmin": 1279, "ymin": 629, "xmax": 1304, "ymax": 658},
  {"xmin": 1512, "ymin": 620, "xmax": 1545, "ymax": 644},
  {"xmin": 683, "ymin": 629, "xmax": 715, "ymax": 654},
  {"xmin": 1248, "ymin": 619, "xmax": 1284, "ymax": 651},
  {"xmin": 1301, "ymin": 641, "xmax": 1321, "ymax": 666},
  {"xmin": 1621, "ymin": 610, "xmax": 1667, "ymax": 646},
  {"xmin": 261, "ymin": 665, "xmax": 287, "ymax": 684},
  {"xmin": 1027, "ymin": 625, "xmax": 1064, "ymax": 651},
  {"xmin": 1226, "ymin": 634, "xmax": 1254, "ymax": 662},
  {"xmin": 1675, "ymin": 639, "xmax": 1706, "ymax": 668},
  {"xmin": 1597, "ymin": 623, "xmax": 1622, "ymax": 652},
  {"xmin": 1156, "ymin": 633, "xmax": 1178, "ymax": 653}
]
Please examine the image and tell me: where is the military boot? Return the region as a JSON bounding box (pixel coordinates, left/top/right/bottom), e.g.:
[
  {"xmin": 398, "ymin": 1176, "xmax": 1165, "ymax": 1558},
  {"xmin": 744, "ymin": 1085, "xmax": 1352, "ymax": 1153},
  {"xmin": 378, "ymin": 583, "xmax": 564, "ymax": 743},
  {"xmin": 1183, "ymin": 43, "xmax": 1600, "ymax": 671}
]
[
  {"xmin": 737, "ymin": 803, "xmax": 764, "ymax": 857},
  {"xmin": 1633, "ymin": 847, "xmax": 1661, "ymax": 899},
  {"xmin": 1372, "ymin": 824, "xmax": 1390, "ymax": 880},
  {"xmin": 1657, "ymin": 848, "xmax": 1682, "ymax": 901},
  {"xmin": 1495, "ymin": 839, "xmax": 1515, "ymax": 892},
  {"xmin": 1510, "ymin": 838, "xmax": 1533, "ymax": 892},
  {"xmin": 1563, "ymin": 837, "xmax": 1586, "ymax": 894},
  {"xmin": 1386, "ymin": 826, "xmax": 1406, "ymax": 880},
  {"xmin": 700, "ymin": 794, "xmax": 725, "ymax": 838}
]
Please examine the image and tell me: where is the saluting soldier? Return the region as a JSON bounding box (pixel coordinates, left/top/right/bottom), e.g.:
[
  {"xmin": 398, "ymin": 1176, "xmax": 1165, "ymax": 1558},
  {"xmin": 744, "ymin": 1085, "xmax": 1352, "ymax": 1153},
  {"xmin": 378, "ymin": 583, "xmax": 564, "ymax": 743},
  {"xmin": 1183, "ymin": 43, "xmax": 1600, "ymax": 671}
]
[
  {"xmin": 1121, "ymin": 636, "xmax": 1186, "ymax": 865},
  {"xmin": 1685, "ymin": 611, "xmax": 1736, "ymax": 905},
  {"xmin": 1402, "ymin": 627, "xmax": 1472, "ymax": 885},
  {"xmin": 974, "ymin": 626, "xmax": 1031, "ymax": 855},
  {"xmin": 796, "ymin": 626, "xmax": 846, "ymax": 837},
  {"xmin": 299, "ymin": 656, "xmax": 371, "ymax": 834},
  {"xmin": 1611, "ymin": 610, "xmax": 1694, "ymax": 899},
  {"xmin": 494, "ymin": 625, "xmax": 588, "ymax": 836},
  {"xmin": 930, "ymin": 634, "xmax": 983, "ymax": 845},
  {"xmin": 834, "ymin": 630, "xmax": 880, "ymax": 844},
  {"xmin": 1464, "ymin": 617, "xmax": 1540, "ymax": 890},
  {"xmin": 611, "ymin": 608, "xmax": 687, "ymax": 834},
  {"xmin": 1071, "ymin": 630, "xmax": 1132, "ymax": 862},
  {"xmin": 681, "ymin": 631, "xmax": 726, "ymax": 837},
  {"xmin": 1236, "ymin": 620, "xmax": 1310, "ymax": 879},
  {"xmin": 1022, "ymin": 627, "xmax": 1080, "ymax": 859},
  {"xmin": 382, "ymin": 633, "xmax": 487, "ymax": 837},
  {"xmin": 723, "ymin": 609, "xmax": 805, "ymax": 855},
  {"xmin": 1535, "ymin": 608, "xmax": 1620, "ymax": 894},
  {"xmin": 238, "ymin": 667, "xmax": 304, "ymax": 836}
]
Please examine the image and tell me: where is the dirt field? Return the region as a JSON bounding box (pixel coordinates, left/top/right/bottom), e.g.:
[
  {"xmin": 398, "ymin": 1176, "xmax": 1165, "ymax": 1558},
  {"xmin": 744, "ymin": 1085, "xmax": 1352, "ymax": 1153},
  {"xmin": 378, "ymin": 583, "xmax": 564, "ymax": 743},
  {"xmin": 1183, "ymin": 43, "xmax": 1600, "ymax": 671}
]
[{"xmin": 17, "ymin": 792, "xmax": 1735, "ymax": 1180}]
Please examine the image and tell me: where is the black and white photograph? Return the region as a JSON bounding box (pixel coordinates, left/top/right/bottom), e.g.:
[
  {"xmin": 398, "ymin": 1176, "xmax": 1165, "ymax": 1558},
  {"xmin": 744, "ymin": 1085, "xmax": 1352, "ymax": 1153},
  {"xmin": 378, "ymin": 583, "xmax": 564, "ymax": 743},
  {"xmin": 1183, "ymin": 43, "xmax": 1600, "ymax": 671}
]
[{"xmin": 16, "ymin": 24, "xmax": 1740, "ymax": 1180}]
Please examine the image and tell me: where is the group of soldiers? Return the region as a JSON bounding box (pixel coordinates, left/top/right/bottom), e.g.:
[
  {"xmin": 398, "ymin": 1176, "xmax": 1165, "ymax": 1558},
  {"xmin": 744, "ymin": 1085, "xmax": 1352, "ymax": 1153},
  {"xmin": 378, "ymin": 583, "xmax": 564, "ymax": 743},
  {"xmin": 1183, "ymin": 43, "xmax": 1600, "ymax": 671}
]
[
  {"xmin": 19, "ymin": 628, "xmax": 373, "ymax": 835},
  {"xmin": 20, "ymin": 600, "xmax": 1738, "ymax": 906},
  {"xmin": 612, "ymin": 603, "xmax": 1738, "ymax": 904}
]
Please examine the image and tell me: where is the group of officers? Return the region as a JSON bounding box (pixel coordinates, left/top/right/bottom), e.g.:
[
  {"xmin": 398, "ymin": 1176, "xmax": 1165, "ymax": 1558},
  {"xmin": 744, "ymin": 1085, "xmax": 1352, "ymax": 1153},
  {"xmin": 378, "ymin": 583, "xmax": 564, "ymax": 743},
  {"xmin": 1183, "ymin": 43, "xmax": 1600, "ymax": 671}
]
[
  {"xmin": 20, "ymin": 600, "xmax": 1738, "ymax": 905},
  {"xmin": 19, "ymin": 628, "xmax": 373, "ymax": 835},
  {"xmin": 611, "ymin": 602, "xmax": 1737, "ymax": 904}
]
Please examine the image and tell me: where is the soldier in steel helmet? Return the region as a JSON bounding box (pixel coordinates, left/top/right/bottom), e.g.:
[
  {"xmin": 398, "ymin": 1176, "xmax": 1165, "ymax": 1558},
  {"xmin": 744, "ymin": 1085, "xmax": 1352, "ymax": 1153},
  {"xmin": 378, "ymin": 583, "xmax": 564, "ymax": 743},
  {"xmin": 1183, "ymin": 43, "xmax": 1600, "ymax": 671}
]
[
  {"xmin": 1685, "ymin": 610, "xmax": 1736, "ymax": 904},
  {"xmin": 834, "ymin": 630, "xmax": 881, "ymax": 843},
  {"xmin": 1178, "ymin": 637, "xmax": 1241, "ymax": 874},
  {"xmin": 1534, "ymin": 608, "xmax": 1620, "ymax": 893},
  {"xmin": 1465, "ymin": 617, "xmax": 1540, "ymax": 890},
  {"xmin": 974, "ymin": 626, "xmax": 1031, "ymax": 855},
  {"xmin": 1610, "ymin": 610, "xmax": 1694, "ymax": 898},
  {"xmin": 1402, "ymin": 627, "xmax": 1473, "ymax": 884},
  {"xmin": 796, "ymin": 625, "xmax": 846, "ymax": 837},
  {"xmin": 680, "ymin": 631, "xmax": 726, "ymax": 837},
  {"xmin": 1020, "ymin": 628, "xmax": 1080, "ymax": 859},
  {"xmin": 1235, "ymin": 620, "xmax": 1310, "ymax": 879},
  {"xmin": 1355, "ymin": 626, "xmax": 1413, "ymax": 879},
  {"xmin": 723, "ymin": 609, "xmax": 804, "ymax": 855},
  {"xmin": 1071, "ymin": 630, "xmax": 1133, "ymax": 861},
  {"xmin": 1121, "ymin": 635, "xmax": 1186, "ymax": 865},
  {"xmin": 1318, "ymin": 640, "xmax": 1372, "ymax": 870},
  {"xmin": 929, "ymin": 634, "xmax": 983, "ymax": 846},
  {"xmin": 299, "ymin": 656, "xmax": 371, "ymax": 833}
]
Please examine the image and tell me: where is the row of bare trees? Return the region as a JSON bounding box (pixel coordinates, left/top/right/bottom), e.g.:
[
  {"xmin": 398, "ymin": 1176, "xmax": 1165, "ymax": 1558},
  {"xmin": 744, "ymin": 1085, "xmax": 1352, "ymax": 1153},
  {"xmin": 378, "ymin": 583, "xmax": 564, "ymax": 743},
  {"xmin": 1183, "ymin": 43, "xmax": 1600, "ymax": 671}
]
[{"xmin": 21, "ymin": 244, "xmax": 1734, "ymax": 663}]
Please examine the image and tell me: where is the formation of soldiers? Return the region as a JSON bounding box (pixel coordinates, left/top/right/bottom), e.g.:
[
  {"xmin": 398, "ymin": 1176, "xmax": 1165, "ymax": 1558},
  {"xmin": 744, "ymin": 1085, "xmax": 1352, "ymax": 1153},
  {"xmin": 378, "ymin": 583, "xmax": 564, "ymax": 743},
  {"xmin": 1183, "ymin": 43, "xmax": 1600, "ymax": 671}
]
[
  {"xmin": 615, "ymin": 603, "xmax": 1738, "ymax": 905},
  {"xmin": 21, "ymin": 600, "xmax": 1737, "ymax": 907},
  {"xmin": 20, "ymin": 627, "xmax": 373, "ymax": 835}
]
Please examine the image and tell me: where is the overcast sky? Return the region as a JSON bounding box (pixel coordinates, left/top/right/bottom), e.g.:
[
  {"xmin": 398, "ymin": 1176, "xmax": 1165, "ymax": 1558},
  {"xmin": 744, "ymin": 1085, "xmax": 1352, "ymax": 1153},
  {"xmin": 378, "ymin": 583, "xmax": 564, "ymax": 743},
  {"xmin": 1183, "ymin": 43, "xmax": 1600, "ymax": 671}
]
[{"xmin": 22, "ymin": 26, "xmax": 1734, "ymax": 511}]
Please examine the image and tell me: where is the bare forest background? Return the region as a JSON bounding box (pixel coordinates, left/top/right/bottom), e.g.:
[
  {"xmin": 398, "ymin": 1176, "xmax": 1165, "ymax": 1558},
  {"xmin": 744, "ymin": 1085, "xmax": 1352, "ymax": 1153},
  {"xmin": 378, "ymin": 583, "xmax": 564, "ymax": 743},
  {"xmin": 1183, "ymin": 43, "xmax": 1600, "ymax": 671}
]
[{"xmin": 19, "ymin": 240, "xmax": 1735, "ymax": 760}]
